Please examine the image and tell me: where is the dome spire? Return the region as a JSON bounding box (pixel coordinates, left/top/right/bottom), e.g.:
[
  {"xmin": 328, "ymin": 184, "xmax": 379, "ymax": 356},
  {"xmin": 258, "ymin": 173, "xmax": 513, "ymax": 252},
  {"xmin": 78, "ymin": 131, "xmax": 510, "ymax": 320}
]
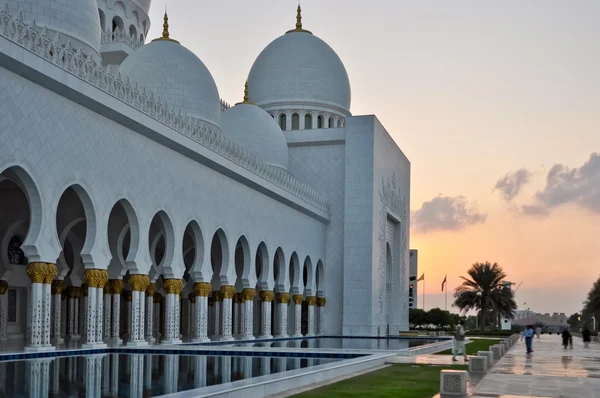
[
  {"xmin": 237, "ymin": 81, "xmax": 254, "ymax": 105},
  {"xmin": 152, "ymin": 9, "xmax": 180, "ymax": 44},
  {"xmin": 286, "ymin": 4, "xmax": 312, "ymax": 35}
]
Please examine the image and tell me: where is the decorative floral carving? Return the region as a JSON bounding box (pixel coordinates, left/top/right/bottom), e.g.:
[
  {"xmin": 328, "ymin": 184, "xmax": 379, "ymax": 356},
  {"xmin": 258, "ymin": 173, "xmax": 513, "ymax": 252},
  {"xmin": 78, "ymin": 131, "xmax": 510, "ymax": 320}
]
[
  {"xmin": 162, "ymin": 279, "xmax": 183, "ymax": 295},
  {"xmin": 220, "ymin": 285, "xmax": 236, "ymax": 299},
  {"xmin": 0, "ymin": 4, "xmax": 331, "ymax": 213},
  {"xmin": 241, "ymin": 288, "xmax": 256, "ymax": 301},
  {"xmin": 128, "ymin": 274, "xmax": 150, "ymax": 292},
  {"xmin": 145, "ymin": 283, "xmax": 156, "ymax": 297},
  {"xmin": 276, "ymin": 292, "xmax": 291, "ymax": 304},
  {"xmin": 305, "ymin": 296, "xmax": 317, "ymax": 306},
  {"xmin": 83, "ymin": 269, "xmax": 109, "ymax": 288},
  {"xmin": 51, "ymin": 280, "xmax": 63, "ymax": 295},
  {"xmin": 259, "ymin": 290, "xmax": 275, "ymax": 303},
  {"xmin": 193, "ymin": 282, "xmax": 212, "ymax": 297},
  {"xmin": 110, "ymin": 279, "xmax": 124, "ymax": 294},
  {"xmin": 316, "ymin": 297, "xmax": 327, "ymax": 307},
  {"xmin": 292, "ymin": 294, "xmax": 304, "ymax": 305}
]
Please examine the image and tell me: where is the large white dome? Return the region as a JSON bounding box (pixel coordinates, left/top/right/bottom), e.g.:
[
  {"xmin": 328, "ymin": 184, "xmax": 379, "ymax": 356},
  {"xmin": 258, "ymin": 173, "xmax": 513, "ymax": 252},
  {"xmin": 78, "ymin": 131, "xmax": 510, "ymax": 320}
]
[
  {"xmin": 118, "ymin": 37, "xmax": 221, "ymax": 130},
  {"xmin": 221, "ymin": 102, "xmax": 289, "ymax": 170},
  {"xmin": 6, "ymin": 0, "xmax": 102, "ymax": 60},
  {"xmin": 248, "ymin": 16, "xmax": 351, "ymax": 115}
]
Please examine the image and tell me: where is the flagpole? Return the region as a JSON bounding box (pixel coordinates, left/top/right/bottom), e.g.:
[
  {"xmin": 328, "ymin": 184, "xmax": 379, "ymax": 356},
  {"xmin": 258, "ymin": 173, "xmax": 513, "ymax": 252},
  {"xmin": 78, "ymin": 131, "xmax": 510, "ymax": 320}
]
[
  {"xmin": 445, "ymin": 281, "xmax": 448, "ymax": 311},
  {"xmin": 423, "ymin": 278, "xmax": 425, "ymax": 311}
]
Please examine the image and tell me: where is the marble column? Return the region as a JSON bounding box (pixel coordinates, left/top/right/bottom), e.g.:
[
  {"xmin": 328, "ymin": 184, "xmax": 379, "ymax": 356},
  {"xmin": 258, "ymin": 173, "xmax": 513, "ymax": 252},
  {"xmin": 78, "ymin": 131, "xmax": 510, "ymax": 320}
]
[
  {"xmin": 259, "ymin": 290, "xmax": 274, "ymax": 339},
  {"xmin": 207, "ymin": 297, "xmax": 214, "ymax": 337},
  {"xmin": 275, "ymin": 293, "xmax": 290, "ymax": 338},
  {"xmin": 193, "ymin": 356, "xmax": 207, "ymax": 388},
  {"xmin": 163, "ymin": 354, "xmax": 179, "ymax": 393},
  {"xmin": 212, "ymin": 291, "xmax": 221, "ymax": 340},
  {"xmin": 144, "ymin": 355, "xmax": 153, "ymax": 397},
  {"xmin": 0, "ymin": 280, "xmax": 9, "ymax": 341},
  {"xmin": 102, "ymin": 283, "xmax": 112, "ymax": 342},
  {"xmin": 233, "ymin": 293, "xmax": 241, "ymax": 339},
  {"xmin": 188, "ymin": 293, "xmax": 196, "ymax": 339},
  {"xmin": 241, "ymin": 288, "xmax": 256, "ymax": 340},
  {"xmin": 80, "ymin": 284, "xmax": 88, "ymax": 340},
  {"xmin": 306, "ymin": 296, "xmax": 317, "ymax": 337},
  {"xmin": 83, "ymin": 269, "xmax": 109, "ymax": 348},
  {"xmin": 128, "ymin": 275, "xmax": 150, "ymax": 346},
  {"xmin": 110, "ymin": 280, "xmax": 124, "ymax": 343},
  {"xmin": 220, "ymin": 285, "xmax": 236, "ymax": 341},
  {"xmin": 316, "ymin": 297, "xmax": 326, "ymax": 335},
  {"xmin": 153, "ymin": 293, "xmax": 162, "ymax": 341},
  {"xmin": 145, "ymin": 283, "xmax": 156, "ymax": 343},
  {"xmin": 66, "ymin": 286, "xmax": 80, "ymax": 340},
  {"xmin": 162, "ymin": 279, "xmax": 183, "ymax": 344},
  {"xmin": 191, "ymin": 282, "xmax": 211, "ymax": 342},
  {"xmin": 129, "ymin": 353, "xmax": 144, "ymax": 398},
  {"xmin": 110, "ymin": 353, "xmax": 119, "ymax": 396},
  {"xmin": 292, "ymin": 295, "xmax": 303, "ymax": 337},
  {"xmin": 125, "ymin": 290, "xmax": 132, "ymax": 339},
  {"xmin": 25, "ymin": 262, "xmax": 57, "ymax": 352}
]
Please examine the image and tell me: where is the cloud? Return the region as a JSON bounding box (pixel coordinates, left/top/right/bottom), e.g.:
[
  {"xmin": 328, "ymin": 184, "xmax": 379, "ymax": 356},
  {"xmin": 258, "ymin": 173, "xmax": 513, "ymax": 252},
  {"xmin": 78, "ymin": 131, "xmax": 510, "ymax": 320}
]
[
  {"xmin": 522, "ymin": 153, "xmax": 600, "ymax": 216},
  {"xmin": 412, "ymin": 195, "xmax": 487, "ymax": 233},
  {"xmin": 494, "ymin": 168, "xmax": 532, "ymax": 202}
]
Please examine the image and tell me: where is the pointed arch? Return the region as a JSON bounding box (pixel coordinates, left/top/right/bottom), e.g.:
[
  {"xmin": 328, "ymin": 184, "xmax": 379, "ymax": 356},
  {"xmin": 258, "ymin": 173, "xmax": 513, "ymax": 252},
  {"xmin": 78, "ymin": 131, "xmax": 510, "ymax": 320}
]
[
  {"xmin": 288, "ymin": 252, "xmax": 301, "ymax": 295},
  {"xmin": 303, "ymin": 256, "xmax": 314, "ymax": 296},
  {"xmin": 255, "ymin": 241, "xmax": 270, "ymax": 290},
  {"xmin": 316, "ymin": 260, "xmax": 325, "ymax": 296},
  {"xmin": 210, "ymin": 228, "xmax": 229, "ymax": 286}
]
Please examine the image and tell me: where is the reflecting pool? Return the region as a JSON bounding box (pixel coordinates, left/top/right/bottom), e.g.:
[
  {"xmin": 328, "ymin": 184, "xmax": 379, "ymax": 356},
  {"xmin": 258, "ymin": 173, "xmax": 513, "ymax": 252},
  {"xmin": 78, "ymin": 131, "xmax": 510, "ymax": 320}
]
[
  {"xmin": 0, "ymin": 354, "xmax": 338, "ymax": 397},
  {"xmin": 234, "ymin": 337, "xmax": 443, "ymax": 351}
]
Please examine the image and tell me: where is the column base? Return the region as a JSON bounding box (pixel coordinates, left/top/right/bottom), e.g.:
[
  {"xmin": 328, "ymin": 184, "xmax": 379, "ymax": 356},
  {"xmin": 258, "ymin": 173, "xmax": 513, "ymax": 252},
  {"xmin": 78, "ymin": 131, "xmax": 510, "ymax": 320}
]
[
  {"xmin": 259, "ymin": 334, "xmax": 273, "ymax": 339},
  {"xmin": 145, "ymin": 337, "xmax": 156, "ymax": 344},
  {"xmin": 107, "ymin": 338, "xmax": 123, "ymax": 345},
  {"xmin": 275, "ymin": 334, "xmax": 289, "ymax": 339},
  {"xmin": 220, "ymin": 336, "xmax": 235, "ymax": 342},
  {"xmin": 68, "ymin": 335, "xmax": 81, "ymax": 341},
  {"xmin": 52, "ymin": 337, "xmax": 64, "ymax": 344},
  {"xmin": 0, "ymin": 337, "xmax": 8, "ymax": 342},
  {"xmin": 82, "ymin": 342, "xmax": 107, "ymax": 349},
  {"xmin": 305, "ymin": 333, "xmax": 315, "ymax": 337},
  {"xmin": 25, "ymin": 345, "xmax": 56, "ymax": 352},
  {"xmin": 240, "ymin": 335, "xmax": 255, "ymax": 341},
  {"xmin": 126, "ymin": 340, "xmax": 149, "ymax": 347},
  {"xmin": 190, "ymin": 338, "xmax": 211, "ymax": 343},
  {"xmin": 292, "ymin": 333, "xmax": 303, "ymax": 338},
  {"xmin": 161, "ymin": 339, "xmax": 182, "ymax": 345}
]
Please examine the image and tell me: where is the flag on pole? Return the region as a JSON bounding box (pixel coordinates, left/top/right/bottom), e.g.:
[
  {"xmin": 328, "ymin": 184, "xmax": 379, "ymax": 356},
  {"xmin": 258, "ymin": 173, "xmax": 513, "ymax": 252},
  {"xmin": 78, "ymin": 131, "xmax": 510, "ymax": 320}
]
[
  {"xmin": 442, "ymin": 275, "xmax": 447, "ymax": 291},
  {"xmin": 417, "ymin": 273, "xmax": 424, "ymax": 282}
]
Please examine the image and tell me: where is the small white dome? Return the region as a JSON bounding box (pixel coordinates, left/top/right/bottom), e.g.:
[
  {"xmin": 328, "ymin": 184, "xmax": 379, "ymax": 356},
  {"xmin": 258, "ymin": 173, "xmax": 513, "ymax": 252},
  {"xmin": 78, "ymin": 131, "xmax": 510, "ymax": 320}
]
[
  {"xmin": 118, "ymin": 37, "xmax": 221, "ymax": 130},
  {"xmin": 221, "ymin": 103, "xmax": 289, "ymax": 170},
  {"xmin": 248, "ymin": 26, "xmax": 351, "ymax": 114},
  {"xmin": 6, "ymin": 0, "xmax": 102, "ymax": 59}
]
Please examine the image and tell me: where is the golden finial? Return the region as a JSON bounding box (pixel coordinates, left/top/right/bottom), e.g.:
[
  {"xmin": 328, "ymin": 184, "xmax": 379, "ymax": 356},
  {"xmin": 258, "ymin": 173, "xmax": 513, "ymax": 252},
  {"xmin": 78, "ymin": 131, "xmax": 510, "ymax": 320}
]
[
  {"xmin": 286, "ymin": 4, "xmax": 312, "ymax": 35},
  {"xmin": 152, "ymin": 11, "xmax": 180, "ymax": 44},
  {"xmin": 237, "ymin": 81, "xmax": 254, "ymax": 105}
]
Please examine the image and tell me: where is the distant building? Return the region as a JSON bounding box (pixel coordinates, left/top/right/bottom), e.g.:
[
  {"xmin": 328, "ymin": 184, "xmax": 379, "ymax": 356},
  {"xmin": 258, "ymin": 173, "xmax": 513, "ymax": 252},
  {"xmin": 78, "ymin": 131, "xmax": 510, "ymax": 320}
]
[
  {"xmin": 409, "ymin": 250, "xmax": 418, "ymax": 309},
  {"xmin": 514, "ymin": 310, "xmax": 569, "ymax": 332}
]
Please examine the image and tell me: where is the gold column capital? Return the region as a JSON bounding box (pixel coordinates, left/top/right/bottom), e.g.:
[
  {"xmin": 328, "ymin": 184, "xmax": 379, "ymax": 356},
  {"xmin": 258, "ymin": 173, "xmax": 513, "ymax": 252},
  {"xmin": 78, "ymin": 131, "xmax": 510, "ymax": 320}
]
[
  {"xmin": 146, "ymin": 283, "xmax": 156, "ymax": 297},
  {"xmin": 110, "ymin": 279, "xmax": 124, "ymax": 294},
  {"xmin": 242, "ymin": 288, "xmax": 257, "ymax": 302},
  {"xmin": 51, "ymin": 280, "xmax": 64, "ymax": 295},
  {"xmin": 129, "ymin": 274, "xmax": 150, "ymax": 292},
  {"xmin": 276, "ymin": 292, "xmax": 291, "ymax": 304},
  {"xmin": 306, "ymin": 296, "xmax": 317, "ymax": 306},
  {"xmin": 259, "ymin": 290, "xmax": 275, "ymax": 303},
  {"xmin": 81, "ymin": 284, "xmax": 89, "ymax": 297},
  {"xmin": 26, "ymin": 262, "xmax": 57, "ymax": 284},
  {"xmin": 163, "ymin": 279, "xmax": 184, "ymax": 295},
  {"xmin": 292, "ymin": 294, "xmax": 304, "ymax": 305},
  {"xmin": 67, "ymin": 286, "xmax": 81, "ymax": 298},
  {"xmin": 83, "ymin": 269, "xmax": 108, "ymax": 288},
  {"xmin": 153, "ymin": 292, "xmax": 163, "ymax": 303},
  {"xmin": 212, "ymin": 291, "xmax": 223, "ymax": 302},
  {"xmin": 220, "ymin": 285, "xmax": 236, "ymax": 299},
  {"xmin": 0, "ymin": 280, "xmax": 8, "ymax": 295},
  {"xmin": 316, "ymin": 297, "xmax": 327, "ymax": 307},
  {"xmin": 193, "ymin": 282, "xmax": 212, "ymax": 297},
  {"xmin": 233, "ymin": 293, "xmax": 242, "ymax": 303},
  {"xmin": 103, "ymin": 284, "xmax": 112, "ymax": 294}
]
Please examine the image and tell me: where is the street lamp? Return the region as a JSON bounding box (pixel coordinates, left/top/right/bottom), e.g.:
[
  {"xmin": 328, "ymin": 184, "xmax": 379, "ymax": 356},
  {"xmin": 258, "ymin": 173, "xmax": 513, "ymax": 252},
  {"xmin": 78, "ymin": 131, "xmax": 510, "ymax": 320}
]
[{"xmin": 592, "ymin": 315, "xmax": 597, "ymax": 332}]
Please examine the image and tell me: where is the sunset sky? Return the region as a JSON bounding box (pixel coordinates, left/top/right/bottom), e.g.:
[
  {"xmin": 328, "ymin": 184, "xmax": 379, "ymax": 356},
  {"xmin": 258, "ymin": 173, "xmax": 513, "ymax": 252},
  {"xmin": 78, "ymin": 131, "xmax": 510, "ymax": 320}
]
[{"xmin": 148, "ymin": 0, "xmax": 600, "ymax": 315}]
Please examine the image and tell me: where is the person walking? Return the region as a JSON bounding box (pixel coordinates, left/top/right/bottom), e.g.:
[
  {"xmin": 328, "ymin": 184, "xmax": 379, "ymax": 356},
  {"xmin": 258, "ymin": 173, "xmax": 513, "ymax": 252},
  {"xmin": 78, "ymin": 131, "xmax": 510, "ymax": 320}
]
[
  {"xmin": 561, "ymin": 328, "xmax": 571, "ymax": 350},
  {"xmin": 535, "ymin": 325, "xmax": 542, "ymax": 338},
  {"xmin": 583, "ymin": 328, "xmax": 591, "ymax": 348},
  {"xmin": 522, "ymin": 325, "xmax": 534, "ymax": 354},
  {"xmin": 452, "ymin": 320, "xmax": 468, "ymax": 362}
]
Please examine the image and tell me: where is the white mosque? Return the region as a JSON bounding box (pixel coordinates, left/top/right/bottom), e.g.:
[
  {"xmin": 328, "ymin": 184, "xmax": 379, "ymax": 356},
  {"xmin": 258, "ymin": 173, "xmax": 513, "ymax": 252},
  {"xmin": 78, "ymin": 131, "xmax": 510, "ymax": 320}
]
[{"xmin": 0, "ymin": 0, "xmax": 410, "ymax": 352}]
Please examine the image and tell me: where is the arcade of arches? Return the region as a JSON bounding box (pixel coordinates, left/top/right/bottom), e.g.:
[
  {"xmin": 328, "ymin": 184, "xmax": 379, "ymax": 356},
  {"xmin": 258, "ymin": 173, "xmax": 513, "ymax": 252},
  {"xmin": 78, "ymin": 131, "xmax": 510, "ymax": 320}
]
[{"xmin": 0, "ymin": 168, "xmax": 326, "ymax": 352}]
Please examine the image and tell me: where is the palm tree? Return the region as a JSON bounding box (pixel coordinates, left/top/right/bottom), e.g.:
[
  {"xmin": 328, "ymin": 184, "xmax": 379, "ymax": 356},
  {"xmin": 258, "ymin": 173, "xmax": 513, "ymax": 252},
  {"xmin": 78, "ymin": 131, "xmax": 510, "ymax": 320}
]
[{"xmin": 453, "ymin": 262, "xmax": 516, "ymax": 329}]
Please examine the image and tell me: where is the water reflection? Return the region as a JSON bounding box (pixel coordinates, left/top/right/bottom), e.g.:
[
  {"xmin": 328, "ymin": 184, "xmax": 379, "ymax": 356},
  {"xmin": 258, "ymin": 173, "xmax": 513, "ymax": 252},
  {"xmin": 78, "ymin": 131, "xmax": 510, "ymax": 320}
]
[
  {"xmin": 237, "ymin": 337, "xmax": 441, "ymax": 350},
  {"xmin": 0, "ymin": 354, "xmax": 336, "ymax": 397}
]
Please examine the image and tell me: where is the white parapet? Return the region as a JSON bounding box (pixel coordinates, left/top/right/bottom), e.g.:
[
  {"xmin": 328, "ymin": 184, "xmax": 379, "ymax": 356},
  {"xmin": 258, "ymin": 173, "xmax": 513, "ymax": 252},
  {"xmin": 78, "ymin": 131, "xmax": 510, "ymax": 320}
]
[
  {"xmin": 440, "ymin": 369, "xmax": 468, "ymax": 397},
  {"xmin": 477, "ymin": 350, "xmax": 494, "ymax": 369},
  {"xmin": 469, "ymin": 356, "xmax": 487, "ymax": 374},
  {"xmin": 491, "ymin": 345, "xmax": 503, "ymax": 360}
]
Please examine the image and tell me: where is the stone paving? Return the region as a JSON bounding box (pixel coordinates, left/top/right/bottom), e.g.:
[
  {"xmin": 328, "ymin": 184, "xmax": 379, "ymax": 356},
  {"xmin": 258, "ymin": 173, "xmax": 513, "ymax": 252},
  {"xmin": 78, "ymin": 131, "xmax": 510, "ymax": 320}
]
[{"xmin": 470, "ymin": 335, "xmax": 600, "ymax": 398}]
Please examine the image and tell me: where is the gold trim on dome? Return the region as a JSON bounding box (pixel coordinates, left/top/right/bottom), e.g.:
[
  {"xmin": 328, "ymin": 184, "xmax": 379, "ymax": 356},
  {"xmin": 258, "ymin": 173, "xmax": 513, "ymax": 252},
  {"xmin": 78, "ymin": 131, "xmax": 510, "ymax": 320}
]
[
  {"xmin": 111, "ymin": 279, "xmax": 124, "ymax": 294},
  {"xmin": 276, "ymin": 292, "xmax": 291, "ymax": 304},
  {"xmin": 163, "ymin": 279, "xmax": 184, "ymax": 295},
  {"xmin": 236, "ymin": 81, "xmax": 255, "ymax": 105},
  {"xmin": 51, "ymin": 280, "xmax": 64, "ymax": 295},
  {"xmin": 83, "ymin": 269, "xmax": 108, "ymax": 288},
  {"xmin": 306, "ymin": 296, "xmax": 317, "ymax": 306},
  {"xmin": 292, "ymin": 294, "xmax": 304, "ymax": 305},
  {"xmin": 188, "ymin": 293, "xmax": 196, "ymax": 303},
  {"xmin": 242, "ymin": 288, "xmax": 257, "ymax": 301},
  {"xmin": 316, "ymin": 297, "xmax": 326, "ymax": 307},
  {"xmin": 193, "ymin": 282, "xmax": 212, "ymax": 297},
  {"xmin": 220, "ymin": 285, "xmax": 237, "ymax": 299},
  {"xmin": 259, "ymin": 290, "xmax": 275, "ymax": 303},
  {"xmin": 146, "ymin": 283, "xmax": 156, "ymax": 297},
  {"xmin": 151, "ymin": 11, "xmax": 180, "ymax": 44},
  {"xmin": 286, "ymin": 5, "xmax": 312, "ymax": 35},
  {"xmin": 0, "ymin": 280, "xmax": 8, "ymax": 295},
  {"xmin": 129, "ymin": 275, "xmax": 150, "ymax": 292}
]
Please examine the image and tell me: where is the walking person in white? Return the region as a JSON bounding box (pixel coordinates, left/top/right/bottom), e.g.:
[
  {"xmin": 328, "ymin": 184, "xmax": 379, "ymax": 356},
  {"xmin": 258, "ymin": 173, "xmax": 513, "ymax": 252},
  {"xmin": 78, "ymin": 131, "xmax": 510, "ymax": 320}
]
[{"xmin": 452, "ymin": 320, "xmax": 468, "ymax": 362}]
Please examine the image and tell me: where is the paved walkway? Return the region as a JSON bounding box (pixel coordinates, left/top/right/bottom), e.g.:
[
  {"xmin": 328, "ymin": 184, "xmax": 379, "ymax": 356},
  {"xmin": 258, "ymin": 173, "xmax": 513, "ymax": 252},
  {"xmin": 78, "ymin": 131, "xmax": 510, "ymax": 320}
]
[{"xmin": 471, "ymin": 335, "xmax": 600, "ymax": 398}]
